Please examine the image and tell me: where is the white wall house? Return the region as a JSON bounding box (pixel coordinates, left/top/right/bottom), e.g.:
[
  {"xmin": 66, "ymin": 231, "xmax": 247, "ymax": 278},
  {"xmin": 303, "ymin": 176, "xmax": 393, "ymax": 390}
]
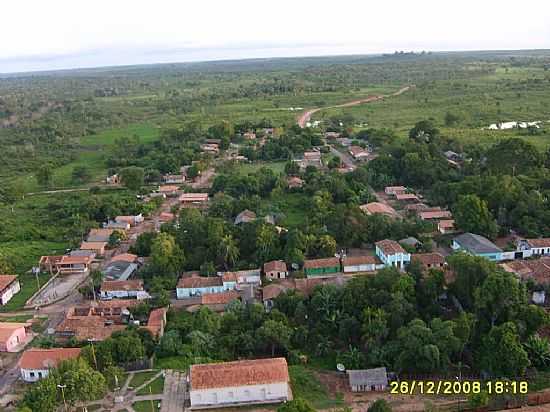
[
  {"xmin": 189, "ymin": 358, "xmax": 290, "ymax": 409},
  {"xmin": 342, "ymin": 256, "xmax": 379, "ymax": 273},
  {"xmin": 375, "ymin": 240, "xmax": 411, "ymax": 270},
  {"xmin": 177, "ymin": 274, "xmax": 237, "ymax": 299},
  {"xmin": 99, "ymin": 280, "xmax": 150, "ymax": 300},
  {"xmin": 19, "ymin": 348, "xmax": 81, "ymax": 383},
  {"xmin": 0, "ymin": 276, "xmax": 20, "ymax": 306}
]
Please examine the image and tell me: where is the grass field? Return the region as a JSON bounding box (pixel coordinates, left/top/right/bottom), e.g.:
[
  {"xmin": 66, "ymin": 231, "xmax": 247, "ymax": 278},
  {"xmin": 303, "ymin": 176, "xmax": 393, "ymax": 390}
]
[
  {"xmin": 129, "ymin": 371, "xmax": 160, "ymax": 389},
  {"xmin": 0, "ymin": 271, "xmax": 54, "ymax": 312},
  {"xmin": 133, "ymin": 400, "xmax": 161, "ymax": 412},
  {"xmin": 136, "ymin": 376, "xmax": 165, "ymax": 395},
  {"xmin": 289, "ymin": 365, "xmax": 345, "ymax": 410},
  {"xmin": 314, "ymin": 67, "xmax": 550, "ymax": 149}
]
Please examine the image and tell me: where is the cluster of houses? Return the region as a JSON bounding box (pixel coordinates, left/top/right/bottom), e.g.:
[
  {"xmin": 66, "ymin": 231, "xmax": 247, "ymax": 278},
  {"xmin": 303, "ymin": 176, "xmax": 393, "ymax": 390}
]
[{"xmin": 360, "ymin": 186, "xmax": 456, "ymax": 235}]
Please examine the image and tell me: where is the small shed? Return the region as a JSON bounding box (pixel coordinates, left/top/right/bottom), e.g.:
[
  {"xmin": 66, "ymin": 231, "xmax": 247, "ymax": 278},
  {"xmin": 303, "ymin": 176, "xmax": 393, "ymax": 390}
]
[{"xmin": 346, "ymin": 367, "xmax": 388, "ymax": 392}]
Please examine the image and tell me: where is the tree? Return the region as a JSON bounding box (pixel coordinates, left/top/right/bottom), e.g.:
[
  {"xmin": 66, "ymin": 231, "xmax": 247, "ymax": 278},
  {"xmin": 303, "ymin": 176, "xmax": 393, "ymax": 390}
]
[
  {"xmin": 187, "ymin": 164, "xmax": 200, "ymax": 179},
  {"xmin": 524, "ymin": 334, "xmax": 550, "ymax": 368},
  {"xmin": 257, "ymin": 319, "xmax": 293, "ymax": 356},
  {"xmin": 486, "ymin": 138, "xmax": 543, "ymax": 176},
  {"xmin": 108, "ymin": 230, "xmax": 125, "ymax": 248},
  {"xmin": 21, "ymin": 375, "xmax": 57, "ymax": 412},
  {"xmin": 328, "ymin": 156, "xmax": 342, "ymax": 169},
  {"xmin": 219, "ymin": 234, "xmax": 239, "ymax": 269},
  {"xmin": 444, "ymin": 111, "xmax": 461, "ymax": 126},
  {"xmin": 409, "ymin": 120, "xmax": 439, "ymax": 143},
  {"xmin": 447, "ymin": 254, "xmax": 495, "ymax": 310},
  {"xmin": 55, "ymin": 358, "xmax": 107, "ymax": 405},
  {"xmin": 453, "ymin": 194, "xmax": 498, "ymax": 238},
  {"xmin": 119, "ymin": 166, "xmax": 145, "ymax": 190},
  {"xmin": 474, "ymin": 270, "xmax": 526, "ymax": 327},
  {"xmin": 72, "ymin": 165, "xmax": 91, "ymax": 183},
  {"xmin": 368, "ymin": 399, "xmax": 392, "ymax": 412},
  {"xmin": 36, "ymin": 164, "xmax": 54, "ymax": 187},
  {"xmin": 480, "ymin": 322, "xmax": 529, "ymax": 377},
  {"xmin": 277, "ymin": 398, "xmax": 316, "ymax": 412},
  {"xmin": 150, "ymin": 232, "xmax": 185, "ymax": 279},
  {"xmin": 316, "ymin": 234, "xmax": 337, "ymax": 257},
  {"xmin": 285, "ymin": 160, "xmax": 300, "ymax": 176}
]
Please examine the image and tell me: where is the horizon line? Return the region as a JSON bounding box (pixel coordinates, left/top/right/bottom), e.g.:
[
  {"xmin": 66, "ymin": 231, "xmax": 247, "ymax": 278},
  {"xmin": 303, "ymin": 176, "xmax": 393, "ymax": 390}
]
[{"xmin": 1, "ymin": 47, "xmax": 549, "ymax": 77}]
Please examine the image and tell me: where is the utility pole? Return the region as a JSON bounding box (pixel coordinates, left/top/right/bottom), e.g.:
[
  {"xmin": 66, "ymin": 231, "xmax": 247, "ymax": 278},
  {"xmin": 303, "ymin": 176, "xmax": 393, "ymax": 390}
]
[
  {"xmin": 57, "ymin": 384, "xmax": 67, "ymax": 412},
  {"xmin": 149, "ymin": 385, "xmax": 155, "ymax": 412},
  {"xmin": 88, "ymin": 339, "xmax": 98, "ymax": 370}
]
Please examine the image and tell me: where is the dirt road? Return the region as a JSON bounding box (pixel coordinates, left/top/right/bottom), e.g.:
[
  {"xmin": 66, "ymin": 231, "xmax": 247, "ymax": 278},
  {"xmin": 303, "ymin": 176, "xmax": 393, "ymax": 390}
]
[{"xmin": 297, "ymin": 85, "xmax": 414, "ymax": 128}]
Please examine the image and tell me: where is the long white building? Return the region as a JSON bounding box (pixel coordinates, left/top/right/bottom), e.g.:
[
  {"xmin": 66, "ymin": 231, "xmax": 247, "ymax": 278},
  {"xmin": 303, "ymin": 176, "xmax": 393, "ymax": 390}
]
[{"xmin": 189, "ymin": 358, "xmax": 290, "ymax": 409}]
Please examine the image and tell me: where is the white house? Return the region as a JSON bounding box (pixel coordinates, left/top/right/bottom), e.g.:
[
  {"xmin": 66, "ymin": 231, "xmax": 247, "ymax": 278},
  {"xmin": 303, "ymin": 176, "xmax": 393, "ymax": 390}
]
[
  {"xmin": 189, "ymin": 358, "xmax": 290, "ymax": 409},
  {"xmin": 341, "ymin": 255, "xmax": 381, "ymax": 273},
  {"xmin": 526, "ymin": 239, "xmax": 550, "ymax": 257},
  {"xmin": 176, "ymin": 273, "xmax": 237, "ymax": 299},
  {"xmin": 0, "ymin": 275, "xmax": 20, "ymax": 306},
  {"xmin": 19, "ymin": 348, "xmax": 81, "ymax": 382},
  {"xmin": 99, "ymin": 280, "xmax": 150, "ymax": 300},
  {"xmin": 375, "ymin": 239, "xmax": 411, "ymax": 270}
]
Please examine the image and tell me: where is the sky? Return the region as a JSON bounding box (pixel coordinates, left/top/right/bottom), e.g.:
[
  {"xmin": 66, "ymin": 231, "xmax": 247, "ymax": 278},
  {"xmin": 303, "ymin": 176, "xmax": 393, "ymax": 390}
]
[{"xmin": 1, "ymin": 0, "xmax": 550, "ymax": 73}]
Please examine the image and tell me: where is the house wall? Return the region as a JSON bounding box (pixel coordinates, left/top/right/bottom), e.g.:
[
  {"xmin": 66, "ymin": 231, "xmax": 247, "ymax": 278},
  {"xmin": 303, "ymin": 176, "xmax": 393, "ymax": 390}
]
[
  {"xmin": 266, "ymin": 271, "xmax": 287, "ymax": 280},
  {"xmin": 177, "ymin": 282, "xmax": 236, "ymax": 299},
  {"xmin": 190, "ymin": 382, "xmax": 289, "ymax": 408},
  {"xmin": 21, "ymin": 368, "xmax": 50, "ymax": 382},
  {"xmin": 0, "ymin": 327, "xmax": 26, "ymax": 352},
  {"xmin": 351, "ymin": 383, "xmax": 387, "ymax": 392},
  {"xmin": 343, "ymin": 264, "xmax": 375, "ymax": 273},
  {"xmin": 305, "ymin": 266, "xmax": 340, "ymax": 277},
  {"xmin": 452, "ymin": 241, "xmax": 503, "ymax": 261},
  {"xmin": 100, "ymin": 290, "xmax": 142, "ymax": 299},
  {"xmin": 0, "ymin": 280, "xmax": 20, "ymax": 305},
  {"xmin": 531, "ymin": 247, "xmax": 550, "ymax": 256},
  {"xmin": 375, "ymin": 247, "xmax": 411, "ymax": 270}
]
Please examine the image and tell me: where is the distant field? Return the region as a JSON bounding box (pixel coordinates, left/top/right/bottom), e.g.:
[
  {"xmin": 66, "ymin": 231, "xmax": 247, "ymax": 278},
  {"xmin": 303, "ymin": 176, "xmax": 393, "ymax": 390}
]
[{"xmin": 314, "ymin": 67, "xmax": 550, "ymax": 148}]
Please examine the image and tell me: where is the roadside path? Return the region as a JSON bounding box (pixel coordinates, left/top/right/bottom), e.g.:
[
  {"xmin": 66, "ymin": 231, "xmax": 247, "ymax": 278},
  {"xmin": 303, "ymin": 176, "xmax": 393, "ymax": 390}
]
[{"xmin": 297, "ymin": 85, "xmax": 414, "ymax": 128}]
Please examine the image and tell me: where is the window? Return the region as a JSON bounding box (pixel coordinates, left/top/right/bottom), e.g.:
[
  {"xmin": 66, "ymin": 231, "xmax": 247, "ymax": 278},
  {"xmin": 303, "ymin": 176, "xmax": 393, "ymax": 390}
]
[
  {"xmin": 228, "ymin": 392, "xmax": 234, "ymax": 399},
  {"xmin": 244, "ymin": 390, "xmax": 251, "ymax": 399},
  {"xmin": 30, "ymin": 372, "xmax": 35, "ymax": 377}
]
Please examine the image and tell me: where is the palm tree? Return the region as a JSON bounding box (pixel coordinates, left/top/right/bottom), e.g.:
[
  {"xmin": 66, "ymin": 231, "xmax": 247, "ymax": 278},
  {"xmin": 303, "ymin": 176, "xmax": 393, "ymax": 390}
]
[{"xmin": 220, "ymin": 234, "xmax": 239, "ymax": 270}]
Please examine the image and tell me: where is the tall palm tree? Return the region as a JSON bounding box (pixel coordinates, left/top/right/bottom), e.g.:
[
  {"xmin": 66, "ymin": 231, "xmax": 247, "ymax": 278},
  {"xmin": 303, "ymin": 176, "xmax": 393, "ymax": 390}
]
[{"xmin": 220, "ymin": 234, "xmax": 239, "ymax": 270}]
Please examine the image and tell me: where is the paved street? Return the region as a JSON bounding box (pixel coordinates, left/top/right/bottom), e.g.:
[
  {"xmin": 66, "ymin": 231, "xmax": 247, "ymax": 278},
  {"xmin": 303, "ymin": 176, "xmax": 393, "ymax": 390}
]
[{"xmin": 161, "ymin": 370, "xmax": 188, "ymax": 412}]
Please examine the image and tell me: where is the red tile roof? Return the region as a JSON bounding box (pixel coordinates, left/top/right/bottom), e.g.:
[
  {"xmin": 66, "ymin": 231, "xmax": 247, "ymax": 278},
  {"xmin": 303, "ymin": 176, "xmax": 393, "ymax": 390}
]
[
  {"xmin": 59, "ymin": 255, "xmax": 92, "ymax": 265},
  {"xmin": 79, "ymin": 241, "xmax": 107, "ymax": 251},
  {"xmin": 341, "ymin": 255, "xmax": 377, "ymax": 266},
  {"xmin": 376, "ymin": 239, "xmax": 406, "ymax": 255},
  {"xmin": 264, "ymin": 260, "xmax": 287, "ymax": 273},
  {"xmin": 177, "ymin": 276, "xmax": 223, "ymax": 288},
  {"xmin": 19, "ymin": 348, "xmax": 81, "ymax": 369},
  {"xmin": 0, "ymin": 275, "xmax": 18, "ymax": 292},
  {"xmin": 527, "ymin": 238, "xmax": 550, "ymax": 248},
  {"xmin": 303, "ymin": 257, "xmax": 340, "ymax": 269},
  {"xmin": 179, "ymin": 193, "xmax": 209, "ymax": 202},
  {"xmin": 360, "ymin": 202, "xmax": 396, "ymax": 216},
  {"xmin": 201, "ymin": 291, "xmax": 240, "ymax": 305},
  {"xmin": 159, "ymin": 212, "xmax": 175, "ymax": 222},
  {"xmin": 412, "ymin": 253, "xmax": 446, "ymax": 267},
  {"xmin": 262, "ymin": 284, "xmax": 291, "ymax": 301},
  {"xmin": 419, "ymin": 210, "xmax": 453, "ymax": 220},
  {"xmin": 100, "ymin": 280, "xmax": 144, "ymax": 292},
  {"xmin": 159, "ymin": 185, "xmax": 179, "ymax": 193},
  {"xmin": 0, "ymin": 322, "xmax": 27, "ymax": 343},
  {"xmin": 111, "ymin": 253, "xmax": 138, "ymax": 263},
  {"xmin": 395, "ymin": 193, "xmax": 419, "ymax": 201},
  {"xmin": 438, "ymin": 219, "xmax": 455, "ymax": 229},
  {"xmin": 190, "ymin": 358, "xmax": 289, "ymax": 390}
]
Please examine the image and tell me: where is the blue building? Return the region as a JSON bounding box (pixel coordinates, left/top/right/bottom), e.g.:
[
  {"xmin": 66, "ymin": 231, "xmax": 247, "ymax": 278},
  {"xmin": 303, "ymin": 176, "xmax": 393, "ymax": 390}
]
[
  {"xmin": 375, "ymin": 239, "xmax": 411, "ymax": 270},
  {"xmin": 176, "ymin": 273, "xmax": 237, "ymax": 299},
  {"xmin": 452, "ymin": 233, "xmax": 503, "ymax": 261}
]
